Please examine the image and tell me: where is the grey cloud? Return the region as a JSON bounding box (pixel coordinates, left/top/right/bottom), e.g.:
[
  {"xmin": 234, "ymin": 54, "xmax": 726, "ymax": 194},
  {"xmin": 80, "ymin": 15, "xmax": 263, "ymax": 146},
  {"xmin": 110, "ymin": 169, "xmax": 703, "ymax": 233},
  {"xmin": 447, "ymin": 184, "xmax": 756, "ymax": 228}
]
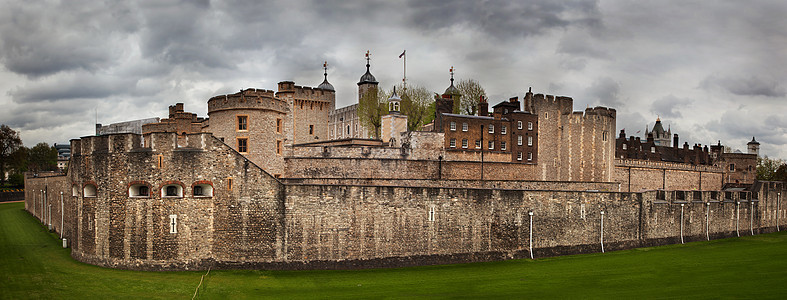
[
  {"xmin": 407, "ymin": 0, "xmax": 601, "ymax": 39},
  {"xmin": 700, "ymin": 75, "xmax": 786, "ymax": 97},
  {"xmin": 649, "ymin": 95, "xmax": 692, "ymax": 119},
  {"xmin": 8, "ymin": 74, "xmax": 145, "ymax": 102},
  {"xmin": 586, "ymin": 77, "xmax": 621, "ymax": 107},
  {"xmin": 0, "ymin": 1, "xmax": 138, "ymax": 77}
]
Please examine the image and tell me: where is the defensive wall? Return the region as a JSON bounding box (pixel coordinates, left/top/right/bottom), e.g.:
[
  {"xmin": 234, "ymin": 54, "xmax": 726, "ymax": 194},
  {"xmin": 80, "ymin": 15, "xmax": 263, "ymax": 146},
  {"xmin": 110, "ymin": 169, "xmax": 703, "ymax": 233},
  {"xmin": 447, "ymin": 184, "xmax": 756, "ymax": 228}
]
[
  {"xmin": 614, "ymin": 158, "xmax": 724, "ymax": 192},
  {"xmin": 23, "ymin": 132, "xmax": 787, "ymax": 271}
]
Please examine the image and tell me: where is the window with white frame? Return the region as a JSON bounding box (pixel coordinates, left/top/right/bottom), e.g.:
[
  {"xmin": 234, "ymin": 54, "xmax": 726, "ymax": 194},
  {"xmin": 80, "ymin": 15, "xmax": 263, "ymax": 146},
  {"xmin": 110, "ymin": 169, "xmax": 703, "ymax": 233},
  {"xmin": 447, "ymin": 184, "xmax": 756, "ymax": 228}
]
[
  {"xmin": 517, "ymin": 135, "xmax": 523, "ymax": 146},
  {"xmin": 475, "ymin": 140, "xmax": 481, "ymax": 149},
  {"xmin": 528, "ymin": 121, "xmax": 533, "ymax": 130},
  {"xmin": 501, "ymin": 141, "xmax": 507, "ymax": 151},
  {"xmin": 83, "ymin": 184, "xmax": 97, "ymax": 198},
  {"xmin": 462, "ymin": 139, "xmax": 468, "ymax": 148},
  {"xmin": 462, "ymin": 123, "xmax": 468, "ymax": 132},
  {"xmin": 651, "ymin": 146, "xmax": 656, "ymax": 153},
  {"xmin": 428, "ymin": 206, "xmax": 435, "ymax": 222},
  {"xmin": 622, "ymin": 144, "xmax": 627, "ymax": 150},
  {"xmin": 488, "ymin": 124, "xmax": 494, "ymax": 133},
  {"xmin": 488, "ymin": 141, "xmax": 494, "ymax": 150},
  {"xmin": 517, "ymin": 152, "xmax": 523, "ymax": 161},
  {"xmin": 169, "ymin": 214, "xmax": 177, "ymax": 234},
  {"xmin": 450, "ymin": 138, "xmax": 456, "ymax": 148},
  {"xmin": 528, "ymin": 152, "xmax": 533, "ymax": 161},
  {"xmin": 528, "ymin": 136, "xmax": 533, "ymax": 146},
  {"xmin": 450, "ymin": 122, "xmax": 456, "ymax": 131},
  {"xmin": 517, "ymin": 121, "xmax": 523, "ymax": 130},
  {"xmin": 501, "ymin": 125, "xmax": 507, "ymax": 135}
]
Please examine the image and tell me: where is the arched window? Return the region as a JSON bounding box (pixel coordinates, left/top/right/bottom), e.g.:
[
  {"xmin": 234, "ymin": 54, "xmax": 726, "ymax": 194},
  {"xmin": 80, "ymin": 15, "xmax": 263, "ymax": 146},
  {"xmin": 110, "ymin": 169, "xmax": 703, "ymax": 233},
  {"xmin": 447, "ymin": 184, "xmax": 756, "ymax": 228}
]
[
  {"xmin": 72, "ymin": 185, "xmax": 79, "ymax": 197},
  {"xmin": 161, "ymin": 184, "xmax": 183, "ymax": 198},
  {"xmin": 193, "ymin": 183, "xmax": 213, "ymax": 197},
  {"xmin": 129, "ymin": 184, "xmax": 150, "ymax": 197},
  {"xmin": 83, "ymin": 184, "xmax": 97, "ymax": 198}
]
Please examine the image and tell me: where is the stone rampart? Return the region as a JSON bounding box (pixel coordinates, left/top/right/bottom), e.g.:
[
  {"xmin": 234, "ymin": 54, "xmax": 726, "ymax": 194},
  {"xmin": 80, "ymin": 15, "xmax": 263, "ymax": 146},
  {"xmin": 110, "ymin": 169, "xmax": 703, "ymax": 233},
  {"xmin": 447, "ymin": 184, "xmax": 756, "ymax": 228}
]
[{"xmin": 614, "ymin": 158, "xmax": 724, "ymax": 192}]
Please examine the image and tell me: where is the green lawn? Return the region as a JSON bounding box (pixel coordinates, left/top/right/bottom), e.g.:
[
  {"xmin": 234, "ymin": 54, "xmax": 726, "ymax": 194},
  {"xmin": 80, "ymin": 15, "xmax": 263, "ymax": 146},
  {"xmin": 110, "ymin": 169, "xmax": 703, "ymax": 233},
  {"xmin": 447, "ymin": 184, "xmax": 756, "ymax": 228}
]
[{"xmin": 2, "ymin": 201, "xmax": 786, "ymax": 299}]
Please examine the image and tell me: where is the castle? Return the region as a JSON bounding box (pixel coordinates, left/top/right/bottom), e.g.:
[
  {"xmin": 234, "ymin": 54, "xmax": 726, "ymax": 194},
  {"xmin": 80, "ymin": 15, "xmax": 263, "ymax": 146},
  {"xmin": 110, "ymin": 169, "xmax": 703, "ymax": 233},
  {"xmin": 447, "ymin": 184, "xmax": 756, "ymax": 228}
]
[{"xmin": 24, "ymin": 54, "xmax": 784, "ymax": 271}]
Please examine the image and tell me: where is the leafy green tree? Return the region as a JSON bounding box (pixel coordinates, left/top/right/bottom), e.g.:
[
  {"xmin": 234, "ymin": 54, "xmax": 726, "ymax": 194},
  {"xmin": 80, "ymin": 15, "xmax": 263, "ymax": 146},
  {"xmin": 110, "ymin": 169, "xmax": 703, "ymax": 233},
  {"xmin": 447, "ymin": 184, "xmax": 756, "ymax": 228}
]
[
  {"xmin": 357, "ymin": 86, "xmax": 388, "ymax": 139},
  {"xmin": 456, "ymin": 79, "xmax": 487, "ymax": 115},
  {"xmin": 27, "ymin": 143, "xmax": 58, "ymax": 172},
  {"xmin": 398, "ymin": 84, "xmax": 435, "ymax": 131},
  {"xmin": 775, "ymin": 164, "xmax": 787, "ymax": 182},
  {"xmin": 0, "ymin": 125, "xmax": 23, "ymax": 185},
  {"xmin": 757, "ymin": 156, "xmax": 785, "ymax": 181}
]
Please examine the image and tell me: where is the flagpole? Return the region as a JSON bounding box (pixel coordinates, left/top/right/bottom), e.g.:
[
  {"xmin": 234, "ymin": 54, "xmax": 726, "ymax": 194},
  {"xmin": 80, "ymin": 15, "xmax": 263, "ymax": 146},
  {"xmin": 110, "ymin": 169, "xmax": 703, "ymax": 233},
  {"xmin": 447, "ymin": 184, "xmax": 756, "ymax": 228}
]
[{"xmin": 399, "ymin": 50, "xmax": 407, "ymax": 92}]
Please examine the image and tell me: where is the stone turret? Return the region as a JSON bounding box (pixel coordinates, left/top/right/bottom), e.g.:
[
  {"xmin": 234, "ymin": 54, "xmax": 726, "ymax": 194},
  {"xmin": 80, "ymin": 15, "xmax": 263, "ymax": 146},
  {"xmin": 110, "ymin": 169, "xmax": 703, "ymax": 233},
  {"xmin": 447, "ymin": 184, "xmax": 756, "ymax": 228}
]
[{"xmin": 747, "ymin": 137, "xmax": 760, "ymax": 155}]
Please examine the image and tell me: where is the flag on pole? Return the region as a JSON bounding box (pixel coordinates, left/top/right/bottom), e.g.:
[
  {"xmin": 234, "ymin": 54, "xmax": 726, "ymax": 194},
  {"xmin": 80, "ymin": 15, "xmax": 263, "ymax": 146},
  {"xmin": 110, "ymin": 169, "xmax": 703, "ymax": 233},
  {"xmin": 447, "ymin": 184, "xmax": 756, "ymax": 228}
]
[{"xmin": 399, "ymin": 50, "xmax": 406, "ymax": 58}]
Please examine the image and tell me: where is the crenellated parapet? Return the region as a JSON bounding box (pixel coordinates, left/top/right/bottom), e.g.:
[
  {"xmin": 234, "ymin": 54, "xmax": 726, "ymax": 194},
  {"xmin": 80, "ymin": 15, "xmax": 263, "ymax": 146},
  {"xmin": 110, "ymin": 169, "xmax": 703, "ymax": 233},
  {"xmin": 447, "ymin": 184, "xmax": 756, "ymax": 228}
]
[
  {"xmin": 71, "ymin": 132, "xmax": 217, "ymax": 157},
  {"xmin": 207, "ymin": 88, "xmax": 287, "ymax": 114}
]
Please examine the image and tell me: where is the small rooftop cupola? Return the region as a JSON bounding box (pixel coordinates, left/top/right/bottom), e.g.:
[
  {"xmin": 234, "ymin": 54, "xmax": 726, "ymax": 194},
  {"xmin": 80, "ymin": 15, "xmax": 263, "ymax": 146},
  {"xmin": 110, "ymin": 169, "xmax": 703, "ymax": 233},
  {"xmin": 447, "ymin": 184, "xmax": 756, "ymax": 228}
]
[
  {"xmin": 747, "ymin": 136, "xmax": 760, "ymax": 155},
  {"xmin": 317, "ymin": 61, "xmax": 335, "ymax": 91},
  {"xmin": 443, "ymin": 66, "xmax": 460, "ymax": 95},
  {"xmin": 388, "ymin": 86, "xmax": 401, "ymax": 113},
  {"xmin": 358, "ymin": 50, "xmax": 378, "ymax": 86}
]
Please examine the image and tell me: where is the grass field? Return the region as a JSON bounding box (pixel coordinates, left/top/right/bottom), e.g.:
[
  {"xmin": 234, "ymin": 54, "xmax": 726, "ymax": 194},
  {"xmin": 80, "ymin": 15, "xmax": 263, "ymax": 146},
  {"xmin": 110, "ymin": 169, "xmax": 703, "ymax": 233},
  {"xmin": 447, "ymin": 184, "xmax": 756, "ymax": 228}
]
[{"xmin": 2, "ymin": 201, "xmax": 787, "ymax": 299}]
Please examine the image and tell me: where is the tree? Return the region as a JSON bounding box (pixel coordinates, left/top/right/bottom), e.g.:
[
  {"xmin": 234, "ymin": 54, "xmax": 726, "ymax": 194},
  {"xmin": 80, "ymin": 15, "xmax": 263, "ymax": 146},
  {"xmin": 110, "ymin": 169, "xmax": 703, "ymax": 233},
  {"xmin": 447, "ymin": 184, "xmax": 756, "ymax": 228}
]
[
  {"xmin": 456, "ymin": 79, "xmax": 487, "ymax": 115},
  {"xmin": 775, "ymin": 164, "xmax": 787, "ymax": 182},
  {"xmin": 27, "ymin": 142, "xmax": 58, "ymax": 173},
  {"xmin": 398, "ymin": 84, "xmax": 435, "ymax": 131},
  {"xmin": 357, "ymin": 86, "xmax": 388, "ymax": 139},
  {"xmin": 757, "ymin": 156, "xmax": 785, "ymax": 181},
  {"xmin": 0, "ymin": 125, "xmax": 23, "ymax": 185}
]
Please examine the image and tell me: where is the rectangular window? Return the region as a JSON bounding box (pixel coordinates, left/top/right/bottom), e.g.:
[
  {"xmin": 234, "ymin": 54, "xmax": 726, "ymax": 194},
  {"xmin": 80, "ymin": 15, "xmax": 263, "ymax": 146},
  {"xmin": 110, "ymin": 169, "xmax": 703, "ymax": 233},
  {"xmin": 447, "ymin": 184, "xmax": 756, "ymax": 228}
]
[
  {"xmin": 651, "ymin": 146, "xmax": 656, "ymax": 153},
  {"xmin": 450, "ymin": 122, "xmax": 456, "ymax": 131},
  {"xmin": 517, "ymin": 152, "xmax": 523, "ymax": 161},
  {"xmin": 450, "ymin": 138, "xmax": 456, "ymax": 148},
  {"xmin": 729, "ymin": 164, "xmax": 735, "ymax": 171},
  {"xmin": 528, "ymin": 121, "xmax": 533, "ymax": 130},
  {"xmin": 462, "ymin": 139, "xmax": 468, "ymax": 148},
  {"xmin": 488, "ymin": 141, "xmax": 494, "ymax": 150},
  {"xmin": 276, "ymin": 118, "xmax": 283, "ymax": 133},
  {"xmin": 528, "ymin": 152, "xmax": 533, "ymax": 161},
  {"xmin": 517, "ymin": 135, "xmax": 523, "ymax": 146},
  {"xmin": 488, "ymin": 124, "xmax": 494, "ymax": 133},
  {"xmin": 276, "ymin": 140, "xmax": 282, "ymax": 155},
  {"xmin": 428, "ymin": 206, "xmax": 435, "ymax": 222},
  {"xmin": 528, "ymin": 136, "xmax": 533, "ymax": 146},
  {"xmin": 237, "ymin": 138, "xmax": 248, "ymax": 153},
  {"xmin": 462, "ymin": 122, "xmax": 468, "ymax": 132},
  {"xmin": 237, "ymin": 115, "xmax": 248, "ymax": 131},
  {"xmin": 603, "ymin": 131, "xmax": 608, "ymax": 141},
  {"xmin": 169, "ymin": 215, "xmax": 177, "ymax": 234},
  {"xmin": 501, "ymin": 141, "xmax": 507, "ymax": 151},
  {"xmin": 475, "ymin": 140, "xmax": 481, "ymax": 149},
  {"xmin": 227, "ymin": 177, "xmax": 233, "ymax": 191},
  {"xmin": 622, "ymin": 144, "xmax": 627, "ymax": 150},
  {"xmin": 309, "ymin": 125, "xmax": 314, "ymax": 135},
  {"xmin": 501, "ymin": 125, "xmax": 507, "ymax": 135},
  {"xmin": 517, "ymin": 121, "xmax": 523, "ymax": 130}
]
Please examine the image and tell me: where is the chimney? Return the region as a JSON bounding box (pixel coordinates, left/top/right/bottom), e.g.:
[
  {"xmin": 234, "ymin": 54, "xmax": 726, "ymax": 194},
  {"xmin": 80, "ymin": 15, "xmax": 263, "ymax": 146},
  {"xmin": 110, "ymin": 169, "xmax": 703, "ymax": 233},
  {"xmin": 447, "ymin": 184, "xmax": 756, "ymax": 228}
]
[
  {"xmin": 478, "ymin": 95, "xmax": 489, "ymax": 116},
  {"xmin": 673, "ymin": 134, "xmax": 679, "ymax": 148}
]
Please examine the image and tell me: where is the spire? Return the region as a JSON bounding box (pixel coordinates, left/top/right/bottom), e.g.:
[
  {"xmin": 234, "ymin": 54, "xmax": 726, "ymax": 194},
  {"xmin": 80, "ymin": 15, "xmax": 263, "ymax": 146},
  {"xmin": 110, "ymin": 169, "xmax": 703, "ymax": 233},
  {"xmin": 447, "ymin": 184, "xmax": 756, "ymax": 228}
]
[
  {"xmin": 443, "ymin": 66, "xmax": 459, "ymax": 95},
  {"xmin": 358, "ymin": 50, "xmax": 378, "ymax": 85},
  {"xmin": 317, "ymin": 61, "xmax": 334, "ymax": 91}
]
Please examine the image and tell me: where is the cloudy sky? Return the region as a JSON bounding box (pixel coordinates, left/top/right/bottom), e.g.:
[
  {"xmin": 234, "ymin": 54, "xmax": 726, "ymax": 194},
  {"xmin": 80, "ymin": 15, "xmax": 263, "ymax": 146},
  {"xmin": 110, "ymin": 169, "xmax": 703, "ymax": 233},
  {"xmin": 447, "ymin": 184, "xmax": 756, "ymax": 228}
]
[{"xmin": 1, "ymin": 0, "xmax": 785, "ymax": 158}]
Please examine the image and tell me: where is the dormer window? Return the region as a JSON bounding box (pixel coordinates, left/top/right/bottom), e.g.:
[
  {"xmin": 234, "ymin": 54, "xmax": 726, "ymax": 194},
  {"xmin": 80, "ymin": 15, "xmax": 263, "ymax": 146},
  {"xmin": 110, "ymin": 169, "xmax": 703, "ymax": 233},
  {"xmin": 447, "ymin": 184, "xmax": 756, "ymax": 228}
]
[{"xmin": 651, "ymin": 146, "xmax": 656, "ymax": 153}]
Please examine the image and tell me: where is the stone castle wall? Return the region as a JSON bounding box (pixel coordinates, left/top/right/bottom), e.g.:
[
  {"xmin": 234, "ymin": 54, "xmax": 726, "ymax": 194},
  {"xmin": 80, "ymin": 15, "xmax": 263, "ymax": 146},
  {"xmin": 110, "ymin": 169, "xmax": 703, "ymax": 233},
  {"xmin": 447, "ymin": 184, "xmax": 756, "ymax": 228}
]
[
  {"xmin": 24, "ymin": 133, "xmax": 787, "ymax": 271},
  {"xmin": 614, "ymin": 159, "xmax": 724, "ymax": 192}
]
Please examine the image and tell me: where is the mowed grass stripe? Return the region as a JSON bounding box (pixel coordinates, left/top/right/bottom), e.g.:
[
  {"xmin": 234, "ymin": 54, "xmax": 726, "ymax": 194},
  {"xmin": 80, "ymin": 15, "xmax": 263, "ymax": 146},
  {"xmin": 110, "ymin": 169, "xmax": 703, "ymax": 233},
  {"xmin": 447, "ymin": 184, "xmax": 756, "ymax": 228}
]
[{"xmin": 1, "ymin": 201, "xmax": 786, "ymax": 299}]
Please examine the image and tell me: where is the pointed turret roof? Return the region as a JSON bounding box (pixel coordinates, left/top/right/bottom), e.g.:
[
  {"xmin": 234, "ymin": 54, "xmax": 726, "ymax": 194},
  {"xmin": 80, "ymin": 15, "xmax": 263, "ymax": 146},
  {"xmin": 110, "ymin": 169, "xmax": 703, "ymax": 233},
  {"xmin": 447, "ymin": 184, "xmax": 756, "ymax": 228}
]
[
  {"xmin": 317, "ymin": 61, "xmax": 335, "ymax": 91},
  {"xmin": 358, "ymin": 50, "xmax": 378, "ymax": 86}
]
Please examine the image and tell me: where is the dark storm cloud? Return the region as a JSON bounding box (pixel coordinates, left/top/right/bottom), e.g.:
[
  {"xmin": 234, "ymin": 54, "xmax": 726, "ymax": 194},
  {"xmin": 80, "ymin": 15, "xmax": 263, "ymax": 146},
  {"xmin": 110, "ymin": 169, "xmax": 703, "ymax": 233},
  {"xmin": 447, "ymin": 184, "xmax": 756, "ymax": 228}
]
[
  {"xmin": 700, "ymin": 75, "xmax": 786, "ymax": 98},
  {"xmin": 407, "ymin": 0, "xmax": 601, "ymax": 39},
  {"xmin": 0, "ymin": 0, "xmax": 138, "ymax": 77},
  {"xmin": 7, "ymin": 73, "xmax": 147, "ymax": 102},
  {"xmin": 585, "ymin": 77, "xmax": 621, "ymax": 107},
  {"xmin": 649, "ymin": 95, "xmax": 692, "ymax": 119}
]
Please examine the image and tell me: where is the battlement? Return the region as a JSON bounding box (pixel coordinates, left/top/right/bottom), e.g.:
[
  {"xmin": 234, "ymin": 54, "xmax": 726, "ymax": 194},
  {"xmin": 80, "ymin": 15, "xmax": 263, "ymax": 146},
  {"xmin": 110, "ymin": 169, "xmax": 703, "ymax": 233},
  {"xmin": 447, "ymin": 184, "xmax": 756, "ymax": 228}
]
[
  {"xmin": 531, "ymin": 93, "xmax": 574, "ymax": 115},
  {"xmin": 583, "ymin": 106, "xmax": 617, "ymax": 118},
  {"xmin": 71, "ymin": 132, "xmax": 217, "ymax": 156},
  {"xmin": 207, "ymin": 88, "xmax": 287, "ymax": 114},
  {"xmin": 276, "ymin": 81, "xmax": 334, "ymax": 102}
]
